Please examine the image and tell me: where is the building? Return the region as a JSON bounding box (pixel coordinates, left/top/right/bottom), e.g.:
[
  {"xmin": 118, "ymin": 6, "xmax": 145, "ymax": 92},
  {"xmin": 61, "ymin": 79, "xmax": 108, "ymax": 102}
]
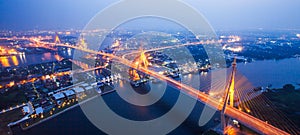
[
  {"xmin": 63, "ymin": 90, "xmax": 76, "ymax": 100},
  {"xmin": 52, "ymin": 92, "xmax": 65, "ymax": 105},
  {"xmin": 81, "ymin": 83, "xmax": 89, "ymax": 87},
  {"xmin": 73, "ymin": 87, "xmax": 85, "ymax": 93},
  {"xmin": 73, "ymin": 87, "xmax": 85, "ymax": 98},
  {"xmin": 84, "ymin": 86, "xmax": 93, "ymax": 91},
  {"xmin": 35, "ymin": 107, "xmax": 43, "ymax": 115},
  {"xmin": 22, "ymin": 106, "xmax": 30, "ymax": 115}
]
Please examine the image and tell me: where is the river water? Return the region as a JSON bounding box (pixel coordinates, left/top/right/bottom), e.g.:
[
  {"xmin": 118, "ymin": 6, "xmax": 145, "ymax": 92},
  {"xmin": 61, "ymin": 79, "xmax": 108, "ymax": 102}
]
[
  {"xmin": 237, "ymin": 58, "xmax": 300, "ymax": 89},
  {"xmin": 0, "ymin": 49, "xmax": 73, "ymax": 67}
]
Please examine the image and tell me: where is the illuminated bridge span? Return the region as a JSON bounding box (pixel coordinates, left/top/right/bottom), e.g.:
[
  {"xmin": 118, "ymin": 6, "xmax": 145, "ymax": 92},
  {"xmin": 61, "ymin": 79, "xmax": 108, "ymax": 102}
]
[
  {"xmin": 121, "ymin": 39, "xmax": 223, "ymax": 59},
  {"xmin": 28, "ymin": 38, "xmax": 58, "ymax": 51},
  {"xmin": 34, "ymin": 36, "xmax": 299, "ymax": 135}
]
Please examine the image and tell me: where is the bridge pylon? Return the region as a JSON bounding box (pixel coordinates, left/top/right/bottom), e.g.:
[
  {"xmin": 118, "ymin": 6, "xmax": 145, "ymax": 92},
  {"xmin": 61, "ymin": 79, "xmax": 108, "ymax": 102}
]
[
  {"xmin": 54, "ymin": 33, "xmax": 61, "ymax": 44},
  {"xmin": 129, "ymin": 50, "xmax": 150, "ymax": 81},
  {"xmin": 220, "ymin": 57, "xmax": 237, "ymax": 134},
  {"xmin": 79, "ymin": 35, "xmax": 87, "ymax": 49}
]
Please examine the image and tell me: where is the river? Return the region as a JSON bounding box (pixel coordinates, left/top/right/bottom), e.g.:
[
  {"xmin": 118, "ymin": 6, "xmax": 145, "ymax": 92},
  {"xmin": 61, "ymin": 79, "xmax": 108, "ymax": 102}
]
[
  {"xmin": 0, "ymin": 49, "xmax": 73, "ymax": 67},
  {"xmin": 9, "ymin": 58, "xmax": 300, "ymax": 135},
  {"xmin": 237, "ymin": 58, "xmax": 300, "ymax": 89}
]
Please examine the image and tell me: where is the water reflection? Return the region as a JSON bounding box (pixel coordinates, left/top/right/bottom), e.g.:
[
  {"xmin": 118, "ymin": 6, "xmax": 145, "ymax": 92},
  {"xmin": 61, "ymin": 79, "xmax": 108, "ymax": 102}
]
[
  {"xmin": 0, "ymin": 52, "xmax": 70, "ymax": 67},
  {"xmin": 11, "ymin": 56, "xmax": 19, "ymax": 66},
  {"xmin": 19, "ymin": 53, "xmax": 26, "ymax": 63},
  {"xmin": 0, "ymin": 56, "xmax": 10, "ymax": 67},
  {"xmin": 54, "ymin": 54, "xmax": 63, "ymax": 61},
  {"xmin": 67, "ymin": 48, "xmax": 72, "ymax": 56},
  {"xmin": 43, "ymin": 53, "xmax": 52, "ymax": 61}
]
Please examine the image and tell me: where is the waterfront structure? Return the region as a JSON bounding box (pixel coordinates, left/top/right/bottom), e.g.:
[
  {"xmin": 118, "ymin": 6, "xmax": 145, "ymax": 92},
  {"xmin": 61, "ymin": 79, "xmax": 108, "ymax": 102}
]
[
  {"xmin": 63, "ymin": 90, "xmax": 76, "ymax": 100},
  {"xmin": 52, "ymin": 92, "xmax": 65, "ymax": 105}
]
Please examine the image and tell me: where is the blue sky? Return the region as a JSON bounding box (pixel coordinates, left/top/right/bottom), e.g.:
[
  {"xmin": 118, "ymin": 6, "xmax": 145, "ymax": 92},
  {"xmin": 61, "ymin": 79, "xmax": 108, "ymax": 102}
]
[{"xmin": 0, "ymin": 0, "xmax": 299, "ymax": 31}]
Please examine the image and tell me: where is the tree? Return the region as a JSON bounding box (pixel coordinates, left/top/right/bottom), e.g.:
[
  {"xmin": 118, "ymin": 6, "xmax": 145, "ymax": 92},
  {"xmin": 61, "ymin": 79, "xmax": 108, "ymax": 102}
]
[{"xmin": 283, "ymin": 84, "xmax": 295, "ymax": 91}]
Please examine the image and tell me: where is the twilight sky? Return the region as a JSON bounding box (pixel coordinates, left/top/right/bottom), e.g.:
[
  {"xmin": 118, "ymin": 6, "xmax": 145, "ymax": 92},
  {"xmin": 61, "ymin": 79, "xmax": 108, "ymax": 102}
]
[{"xmin": 0, "ymin": 0, "xmax": 299, "ymax": 31}]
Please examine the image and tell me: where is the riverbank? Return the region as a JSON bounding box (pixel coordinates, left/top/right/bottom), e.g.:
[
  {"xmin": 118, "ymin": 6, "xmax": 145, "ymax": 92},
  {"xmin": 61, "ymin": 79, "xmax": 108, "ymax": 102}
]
[
  {"xmin": 20, "ymin": 94, "xmax": 98, "ymax": 131},
  {"xmin": 18, "ymin": 89, "xmax": 116, "ymax": 132}
]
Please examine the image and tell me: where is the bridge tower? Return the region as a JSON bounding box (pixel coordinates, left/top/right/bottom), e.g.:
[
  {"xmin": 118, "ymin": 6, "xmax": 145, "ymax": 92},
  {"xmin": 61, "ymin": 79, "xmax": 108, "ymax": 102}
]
[
  {"xmin": 79, "ymin": 35, "xmax": 87, "ymax": 49},
  {"xmin": 138, "ymin": 50, "xmax": 149, "ymax": 69},
  {"xmin": 221, "ymin": 58, "xmax": 237, "ymax": 134},
  {"xmin": 54, "ymin": 34, "xmax": 61, "ymax": 44},
  {"xmin": 129, "ymin": 50, "xmax": 149, "ymax": 81},
  {"xmin": 229, "ymin": 58, "xmax": 236, "ymax": 107}
]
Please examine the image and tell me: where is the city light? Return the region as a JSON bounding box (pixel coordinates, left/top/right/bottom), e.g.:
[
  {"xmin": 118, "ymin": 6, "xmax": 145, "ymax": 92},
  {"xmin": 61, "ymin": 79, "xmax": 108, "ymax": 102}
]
[
  {"xmin": 111, "ymin": 40, "xmax": 120, "ymax": 48},
  {"xmin": 7, "ymin": 81, "xmax": 15, "ymax": 87},
  {"xmin": 0, "ymin": 46, "xmax": 19, "ymax": 55},
  {"xmin": 223, "ymin": 45, "xmax": 243, "ymax": 52},
  {"xmin": 246, "ymin": 109, "xmax": 251, "ymax": 113},
  {"xmin": 230, "ymin": 46, "xmax": 243, "ymax": 52},
  {"xmin": 228, "ymin": 35, "xmax": 241, "ymax": 43}
]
